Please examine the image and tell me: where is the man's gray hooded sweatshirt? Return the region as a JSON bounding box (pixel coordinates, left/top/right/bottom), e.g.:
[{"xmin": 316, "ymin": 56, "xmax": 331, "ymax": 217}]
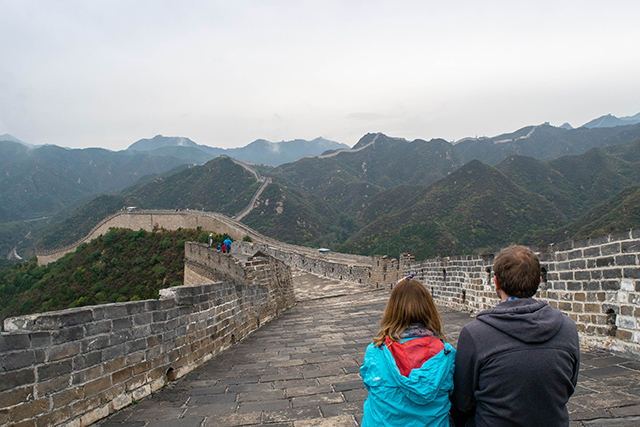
[{"xmin": 452, "ymin": 298, "xmax": 580, "ymax": 427}]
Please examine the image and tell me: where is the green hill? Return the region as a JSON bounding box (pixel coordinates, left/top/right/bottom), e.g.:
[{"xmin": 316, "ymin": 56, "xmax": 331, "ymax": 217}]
[
  {"xmin": 496, "ymin": 138, "xmax": 640, "ymax": 221},
  {"xmin": 270, "ymin": 133, "xmax": 464, "ymax": 215},
  {"xmin": 344, "ymin": 160, "xmax": 567, "ymax": 259},
  {"xmin": 0, "ymin": 140, "xmax": 190, "ymax": 223},
  {"xmin": 34, "ymin": 156, "xmax": 259, "ymax": 251},
  {"xmin": 0, "ymin": 227, "xmax": 229, "ymax": 322},
  {"xmin": 241, "ymin": 182, "xmax": 344, "ymax": 248},
  {"xmin": 536, "ymin": 183, "xmax": 640, "ymax": 243},
  {"xmin": 455, "ymin": 123, "xmax": 640, "ymax": 165}
]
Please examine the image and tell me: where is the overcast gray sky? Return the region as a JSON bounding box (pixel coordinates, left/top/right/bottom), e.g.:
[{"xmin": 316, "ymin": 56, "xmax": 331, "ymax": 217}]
[{"xmin": 1, "ymin": 0, "xmax": 639, "ymax": 150}]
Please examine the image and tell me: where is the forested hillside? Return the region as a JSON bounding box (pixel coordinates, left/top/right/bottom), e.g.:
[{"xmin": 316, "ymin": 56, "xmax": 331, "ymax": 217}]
[
  {"xmin": 0, "ymin": 228, "xmax": 229, "ymax": 322},
  {"xmin": 35, "ymin": 156, "xmax": 258, "ymax": 250}
]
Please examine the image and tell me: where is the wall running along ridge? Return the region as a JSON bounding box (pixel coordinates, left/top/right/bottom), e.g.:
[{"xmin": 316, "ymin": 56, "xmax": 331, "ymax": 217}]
[
  {"xmin": 0, "ymin": 246, "xmax": 295, "ymax": 427},
  {"xmin": 6, "ymin": 209, "xmax": 638, "ymax": 426}
]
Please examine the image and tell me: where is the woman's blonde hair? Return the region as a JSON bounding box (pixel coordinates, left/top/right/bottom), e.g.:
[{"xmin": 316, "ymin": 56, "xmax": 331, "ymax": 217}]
[{"xmin": 373, "ymin": 278, "xmax": 444, "ymax": 347}]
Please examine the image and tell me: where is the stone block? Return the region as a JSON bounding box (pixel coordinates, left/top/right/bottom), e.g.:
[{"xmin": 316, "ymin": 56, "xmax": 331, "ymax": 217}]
[
  {"xmin": 111, "ymin": 392, "xmax": 132, "ymax": 411},
  {"xmin": 559, "ymin": 272, "xmax": 573, "ymax": 280},
  {"xmin": 0, "ymin": 333, "xmax": 31, "ymax": 351},
  {"xmin": 574, "ymin": 271, "xmax": 590, "ymax": 281},
  {"xmin": 9, "ymin": 398, "xmax": 50, "ymax": 423},
  {"xmin": 567, "ymin": 249, "xmax": 583, "ymax": 260},
  {"xmin": 52, "ymin": 386, "xmax": 84, "ymax": 408},
  {"xmin": 0, "ymin": 368, "xmax": 35, "ymax": 393},
  {"xmin": 583, "ymin": 247, "xmax": 600, "ymax": 258},
  {"xmin": 112, "ymin": 317, "xmax": 133, "ymax": 332},
  {"xmin": 125, "ymin": 338, "xmax": 147, "ymax": 354},
  {"xmin": 0, "ymin": 350, "xmax": 35, "ymax": 372},
  {"xmin": 602, "ymin": 280, "xmax": 621, "ymax": 291},
  {"xmin": 82, "ymin": 376, "xmax": 112, "ymax": 397},
  {"xmin": 584, "ymin": 303, "xmax": 601, "ymax": 313},
  {"xmin": 622, "ymin": 240, "xmax": 640, "ymax": 253},
  {"xmin": 38, "ymin": 360, "xmax": 72, "ymax": 382},
  {"xmin": 103, "ymin": 343, "xmax": 125, "ymax": 361},
  {"xmin": 132, "ymin": 384, "xmax": 152, "ymax": 401},
  {"xmin": 589, "ymin": 235, "xmax": 610, "ymax": 245},
  {"xmin": 36, "ymin": 374, "xmax": 71, "ymax": 396},
  {"xmin": 112, "ymin": 367, "xmax": 134, "ymax": 384},
  {"xmin": 71, "ymin": 365, "xmax": 102, "ymax": 385},
  {"xmin": 567, "ymin": 282, "xmax": 582, "ymax": 291},
  {"xmin": 72, "ymin": 394, "xmax": 100, "ymax": 417},
  {"xmin": 556, "ymin": 241, "xmax": 574, "ymax": 252},
  {"xmin": 46, "ymin": 341, "xmax": 81, "ymax": 362},
  {"xmin": 616, "ymin": 315, "xmax": 636, "ymax": 329},
  {"xmin": 51, "ymin": 325, "xmax": 85, "ymax": 345},
  {"xmin": 602, "ymin": 269, "xmax": 622, "ymax": 279},
  {"xmin": 621, "ymin": 305, "xmax": 634, "ymax": 316},
  {"xmin": 596, "ymin": 257, "xmax": 615, "ymax": 267},
  {"xmin": 624, "ymin": 267, "xmax": 640, "ymax": 279},
  {"xmin": 37, "ymin": 406, "xmax": 72, "ymax": 426},
  {"xmin": 85, "ymin": 320, "xmax": 112, "ymax": 337},
  {"xmin": 610, "ymin": 230, "xmax": 631, "ymax": 242},
  {"xmin": 126, "ymin": 301, "xmax": 147, "ymax": 315},
  {"xmin": 28, "ymin": 331, "xmax": 51, "ymax": 348},
  {"xmin": 80, "ymin": 404, "xmax": 109, "ymax": 427},
  {"xmin": 81, "ymin": 335, "xmax": 110, "ymax": 353},
  {"xmin": 616, "ymin": 254, "xmax": 637, "ymax": 265},
  {"xmin": 0, "ymin": 386, "xmax": 33, "ymax": 408},
  {"xmin": 133, "ymin": 312, "xmax": 153, "ymax": 326},
  {"xmin": 92, "ymin": 304, "xmax": 127, "ymax": 321},
  {"xmin": 73, "ymin": 350, "xmax": 102, "ymax": 371}
]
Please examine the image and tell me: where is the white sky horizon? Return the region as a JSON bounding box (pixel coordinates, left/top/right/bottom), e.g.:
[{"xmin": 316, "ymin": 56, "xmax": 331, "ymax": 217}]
[{"xmin": 1, "ymin": 0, "xmax": 639, "ymax": 151}]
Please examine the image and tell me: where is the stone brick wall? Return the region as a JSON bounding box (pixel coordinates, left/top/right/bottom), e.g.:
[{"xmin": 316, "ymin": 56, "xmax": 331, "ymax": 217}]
[
  {"xmin": 1, "ymin": 247, "xmax": 295, "ymax": 427},
  {"xmin": 404, "ymin": 230, "xmax": 640, "ymax": 359},
  {"xmin": 36, "ymin": 210, "xmax": 254, "ymax": 266},
  {"xmin": 234, "ymin": 241, "xmax": 392, "ymax": 288},
  {"xmin": 183, "ymin": 242, "xmax": 295, "ymax": 321}
]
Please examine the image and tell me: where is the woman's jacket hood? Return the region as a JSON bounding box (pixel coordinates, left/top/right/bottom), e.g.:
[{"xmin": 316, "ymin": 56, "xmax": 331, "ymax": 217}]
[{"xmin": 360, "ymin": 336, "xmax": 456, "ymax": 426}]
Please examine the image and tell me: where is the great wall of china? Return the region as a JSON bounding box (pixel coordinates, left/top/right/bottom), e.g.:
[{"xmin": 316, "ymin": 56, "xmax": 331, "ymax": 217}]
[{"xmin": 2, "ymin": 209, "xmax": 640, "ymax": 426}]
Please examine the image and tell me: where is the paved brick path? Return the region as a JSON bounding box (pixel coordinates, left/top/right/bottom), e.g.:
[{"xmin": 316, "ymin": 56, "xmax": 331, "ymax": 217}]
[{"xmin": 97, "ymin": 271, "xmax": 640, "ymax": 426}]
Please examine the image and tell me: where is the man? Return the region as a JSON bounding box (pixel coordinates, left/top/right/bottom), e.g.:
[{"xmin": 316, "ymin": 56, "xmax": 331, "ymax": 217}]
[{"xmin": 452, "ymin": 245, "xmax": 580, "ymax": 426}]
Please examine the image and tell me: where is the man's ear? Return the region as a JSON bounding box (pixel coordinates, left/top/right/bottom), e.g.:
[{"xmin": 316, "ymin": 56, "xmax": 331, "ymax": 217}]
[{"xmin": 494, "ymin": 275, "xmax": 500, "ymax": 290}]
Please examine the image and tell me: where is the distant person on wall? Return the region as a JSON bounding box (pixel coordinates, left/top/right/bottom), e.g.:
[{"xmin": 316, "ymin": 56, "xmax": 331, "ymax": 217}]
[
  {"xmin": 224, "ymin": 237, "xmax": 232, "ymax": 253},
  {"xmin": 217, "ymin": 243, "xmax": 222, "ymax": 251},
  {"xmin": 360, "ymin": 276, "xmax": 456, "ymax": 427},
  {"xmin": 451, "ymin": 245, "xmax": 580, "ymax": 427},
  {"xmin": 221, "ymin": 243, "xmax": 226, "ymax": 253}
]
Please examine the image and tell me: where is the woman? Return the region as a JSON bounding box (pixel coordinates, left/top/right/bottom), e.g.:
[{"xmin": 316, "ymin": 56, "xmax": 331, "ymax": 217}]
[{"xmin": 360, "ymin": 276, "xmax": 455, "ymax": 426}]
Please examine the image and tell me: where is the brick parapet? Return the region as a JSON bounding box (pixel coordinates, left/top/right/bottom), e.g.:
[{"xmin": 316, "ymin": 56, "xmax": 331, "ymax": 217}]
[
  {"xmin": 405, "ymin": 230, "xmax": 640, "ymax": 359},
  {"xmin": 235, "ymin": 241, "xmax": 384, "ymax": 288},
  {"xmin": 1, "ymin": 246, "xmax": 295, "ymax": 427}
]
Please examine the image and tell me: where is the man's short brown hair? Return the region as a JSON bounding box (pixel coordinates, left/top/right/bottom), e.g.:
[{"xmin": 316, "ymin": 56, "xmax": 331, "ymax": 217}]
[{"xmin": 493, "ymin": 245, "xmax": 540, "ymax": 298}]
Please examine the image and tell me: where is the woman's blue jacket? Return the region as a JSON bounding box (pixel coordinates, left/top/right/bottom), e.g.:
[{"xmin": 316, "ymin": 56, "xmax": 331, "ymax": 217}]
[{"xmin": 360, "ymin": 336, "xmax": 456, "ymax": 427}]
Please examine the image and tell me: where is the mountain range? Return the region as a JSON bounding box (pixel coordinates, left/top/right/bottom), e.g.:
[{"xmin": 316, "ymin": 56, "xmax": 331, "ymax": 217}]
[
  {"xmin": 127, "ymin": 134, "xmax": 349, "ymax": 166},
  {"xmin": 3, "ymin": 110, "xmax": 640, "ymax": 261}
]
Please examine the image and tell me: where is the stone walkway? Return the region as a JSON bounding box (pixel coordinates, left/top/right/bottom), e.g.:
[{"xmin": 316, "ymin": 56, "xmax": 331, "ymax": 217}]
[{"xmin": 96, "ymin": 271, "xmax": 640, "ymax": 427}]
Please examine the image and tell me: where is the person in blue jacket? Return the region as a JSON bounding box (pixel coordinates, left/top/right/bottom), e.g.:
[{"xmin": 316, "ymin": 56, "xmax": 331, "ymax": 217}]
[
  {"xmin": 223, "ymin": 237, "xmax": 232, "ymax": 253},
  {"xmin": 360, "ymin": 275, "xmax": 456, "ymax": 427}
]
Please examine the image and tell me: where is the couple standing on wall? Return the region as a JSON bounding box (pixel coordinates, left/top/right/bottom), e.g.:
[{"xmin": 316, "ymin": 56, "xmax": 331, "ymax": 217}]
[{"xmin": 360, "ymin": 245, "xmax": 580, "ymax": 427}]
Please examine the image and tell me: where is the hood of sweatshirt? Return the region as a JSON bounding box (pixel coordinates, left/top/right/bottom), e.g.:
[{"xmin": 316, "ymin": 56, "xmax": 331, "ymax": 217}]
[
  {"xmin": 379, "ymin": 337, "xmax": 456, "ymax": 405},
  {"xmin": 476, "ymin": 298, "xmax": 564, "ymax": 344}
]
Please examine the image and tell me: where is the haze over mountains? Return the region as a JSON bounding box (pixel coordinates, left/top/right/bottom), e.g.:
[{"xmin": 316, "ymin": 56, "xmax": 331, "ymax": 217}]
[
  {"xmin": 127, "ymin": 135, "xmax": 349, "ymax": 166},
  {"xmin": 2, "ymin": 110, "xmax": 640, "ymax": 261}
]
